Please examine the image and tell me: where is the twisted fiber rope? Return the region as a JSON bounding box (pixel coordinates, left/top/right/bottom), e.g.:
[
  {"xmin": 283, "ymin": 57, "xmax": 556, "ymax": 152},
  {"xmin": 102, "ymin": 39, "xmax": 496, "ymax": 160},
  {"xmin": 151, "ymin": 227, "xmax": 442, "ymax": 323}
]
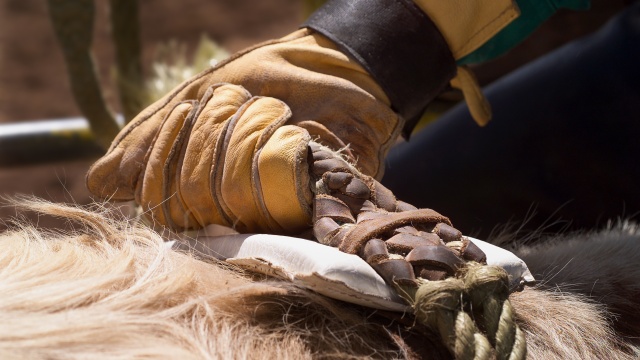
[
  {"xmin": 399, "ymin": 264, "xmax": 526, "ymax": 360},
  {"xmin": 309, "ymin": 142, "xmax": 526, "ymax": 360}
]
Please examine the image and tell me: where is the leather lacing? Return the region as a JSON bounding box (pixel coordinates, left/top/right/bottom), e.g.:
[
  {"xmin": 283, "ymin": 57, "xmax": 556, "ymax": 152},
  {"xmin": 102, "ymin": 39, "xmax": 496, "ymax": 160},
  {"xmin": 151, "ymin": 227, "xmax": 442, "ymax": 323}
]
[{"xmin": 308, "ymin": 141, "xmax": 526, "ymax": 360}]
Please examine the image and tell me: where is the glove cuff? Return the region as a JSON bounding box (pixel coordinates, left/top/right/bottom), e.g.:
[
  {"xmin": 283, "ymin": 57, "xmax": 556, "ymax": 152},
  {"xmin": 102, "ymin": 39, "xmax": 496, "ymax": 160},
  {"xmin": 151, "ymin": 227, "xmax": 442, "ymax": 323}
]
[{"xmin": 303, "ymin": 0, "xmax": 456, "ymax": 137}]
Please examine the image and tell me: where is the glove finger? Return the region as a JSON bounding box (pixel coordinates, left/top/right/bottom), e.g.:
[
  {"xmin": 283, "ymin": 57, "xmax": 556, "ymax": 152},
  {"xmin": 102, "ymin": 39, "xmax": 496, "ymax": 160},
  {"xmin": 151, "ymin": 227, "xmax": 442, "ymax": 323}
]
[
  {"xmin": 86, "ymin": 70, "xmax": 233, "ymax": 201},
  {"xmin": 220, "ymin": 96, "xmax": 292, "ymax": 233},
  {"xmin": 85, "ymin": 108, "xmax": 172, "ymax": 202},
  {"xmin": 137, "ymin": 100, "xmax": 196, "ymax": 228},
  {"xmin": 178, "ymin": 84, "xmax": 252, "ymax": 229},
  {"xmin": 258, "ymin": 125, "xmax": 313, "ymax": 233}
]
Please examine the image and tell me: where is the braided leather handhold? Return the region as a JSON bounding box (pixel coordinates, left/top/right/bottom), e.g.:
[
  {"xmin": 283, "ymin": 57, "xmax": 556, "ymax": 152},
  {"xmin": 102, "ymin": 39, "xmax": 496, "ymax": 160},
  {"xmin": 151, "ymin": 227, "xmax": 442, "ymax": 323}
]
[
  {"xmin": 323, "ymin": 172, "xmax": 353, "ymax": 190},
  {"xmin": 371, "ymin": 259, "xmax": 416, "ymax": 286},
  {"xmin": 338, "ymin": 210, "xmax": 451, "ymax": 254},
  {"xmin": 433, "ymin": 222, "xmax": 463, "ymax": 243},
  {"xmin": 307, "ymin": 142, "xmax": 485, "ymax": 288},
  {"xmin": 311, "ymin": 149, "xmax": 335, "ymax": 161},
  {"xmin": 339, "ymin": 178, "xmax": 370, "ymax": 199},
  {"xmin": 360, "ymin": 238, "xmax": 389, "ymax": 264},
  {"xmin": 394, "ymin": 225, "xmax": 421, "ymax": 236},
  {"xmin": 312, "ymin": 158, "xmax": 350, "ymax": 176},
  {"xmin": 314, "ymin": 195, "xmax": 355, "ymax": 224},
  {"xmin": 313, "ymin": 216, "xmax": 341, "ymax": 243},
  {"xmin": 334, "ymin": 193, "xmax": 367, "ymax": 214},
  {"xmin": 405, "ymin": 245, "xmax": 465, "ymax": 275},
  {"xmin": 386, "ymin": 233, "xmax": 441, "ymax": 255},
  {"xmin": 461, "ymin": 238, "xmax": 487, "ymax": 263},
  {"xmin": 415, "ymin": 265, "xmax": 448, "ymax": 281},
  {"xmin": 324, "ymin": 226, "xmax": 353, "ymax": 248},
  {"xmin": 357, "ymin": 210, "xmax": 388, "ymax": 223},
  {"xmin": 370, "ymin": 181, "xmax": 397, "ymax": 212},
  {"xmin": 396, "ymin": 201, "xmax": 418, "ymax": 212}
]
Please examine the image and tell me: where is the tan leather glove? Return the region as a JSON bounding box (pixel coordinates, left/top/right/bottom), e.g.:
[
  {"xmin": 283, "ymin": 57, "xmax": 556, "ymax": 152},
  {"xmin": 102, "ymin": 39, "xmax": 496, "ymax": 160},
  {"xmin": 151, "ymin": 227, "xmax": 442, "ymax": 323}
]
[
  {"xmin": 87, "ymin": 29, "xmax": 403, "ymax": 232},
  {"xmin": 90, "ymin": 83, "xmax": 316, "ymax": 233},
  {"xmin": 87, "ymin": 0, "xmax": 518, "ymax": 234}
]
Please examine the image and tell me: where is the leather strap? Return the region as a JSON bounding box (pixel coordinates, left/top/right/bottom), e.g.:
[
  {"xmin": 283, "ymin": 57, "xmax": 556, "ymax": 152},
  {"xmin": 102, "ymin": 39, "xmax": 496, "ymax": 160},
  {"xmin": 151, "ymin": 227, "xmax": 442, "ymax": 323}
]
[
  {"xmin": 307, "ymin": 141, "xmax": 487, "ymax": 286},
  {"xmin": 303, "ymin": 0, "xmax": 457, "ymax": 137}
]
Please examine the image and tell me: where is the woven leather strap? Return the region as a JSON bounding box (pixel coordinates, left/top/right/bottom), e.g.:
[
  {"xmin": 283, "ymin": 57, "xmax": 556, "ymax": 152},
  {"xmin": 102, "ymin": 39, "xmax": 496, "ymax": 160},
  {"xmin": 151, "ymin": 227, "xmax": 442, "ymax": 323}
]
[
  {"xmin": 306, "ymin": 142, "xmax": 528, "ymax": 358},
  {"xmin": 303, "ymin": 0, "xmax": 457, "ymax": 137},
  {"xmin": 308, "ymin": 142, "xmax": 485, "ymax": 287}
]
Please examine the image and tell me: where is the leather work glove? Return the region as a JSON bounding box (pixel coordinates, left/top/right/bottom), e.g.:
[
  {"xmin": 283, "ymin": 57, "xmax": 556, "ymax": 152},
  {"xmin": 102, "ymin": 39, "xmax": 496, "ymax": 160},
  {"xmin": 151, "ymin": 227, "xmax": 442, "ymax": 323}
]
[
  {"xmin": 86, "ymin": 29, "xmax": 401, "ymax": 233},
  {"xmin": 85, "ymin": 0, "xmax": 536, "ymax": 291},
  {"xmin": 87, "ymin": 0, "xmax": 522, "ymax": 235}
]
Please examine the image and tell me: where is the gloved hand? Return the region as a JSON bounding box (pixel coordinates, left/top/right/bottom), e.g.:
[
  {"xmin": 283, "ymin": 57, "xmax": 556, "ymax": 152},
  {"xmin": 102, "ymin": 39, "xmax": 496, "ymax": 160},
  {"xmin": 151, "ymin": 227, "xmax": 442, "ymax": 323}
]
[
  {"xmin": 88, "ymin": 82, "xmax": 311, "ymax": 233},
  {"xmin": 87, "ymin": 28, "xmax": 403, "ymax": 233},
  {"xmin": 87, "ymin": 0, "xmax": 520, "ymax": 234}
]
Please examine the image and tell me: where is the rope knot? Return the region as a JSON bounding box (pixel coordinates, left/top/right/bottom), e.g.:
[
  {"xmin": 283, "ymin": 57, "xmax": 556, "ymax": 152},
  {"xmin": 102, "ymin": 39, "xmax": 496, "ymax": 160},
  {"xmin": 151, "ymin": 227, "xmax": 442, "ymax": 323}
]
[{"xmin": 463, "ymin": 263, "xmax": 510, "ymax": 306}]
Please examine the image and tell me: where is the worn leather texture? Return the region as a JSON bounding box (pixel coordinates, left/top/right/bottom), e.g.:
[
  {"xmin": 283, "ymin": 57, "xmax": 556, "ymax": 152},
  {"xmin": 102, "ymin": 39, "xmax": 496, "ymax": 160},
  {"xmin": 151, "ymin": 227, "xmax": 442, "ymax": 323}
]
[
  {"xmin": 450, "ymin": 66, "xmax": 491, "ymax": 126},
  {"xmin": 414, "ymin": 0, "xmax": 520, "ymax": 59},
  {"xmin": 304, "ymin": 0, "xmax": 456, "ymax": 136},
  {"xmin": 90, "ymin": 84, "xmax": 313, "ymax": 233},
  {"xmin": 306, "ymin": 142, "xmax": 486, "ymax": 286},
  {"xmin": 87, "ymin": 29, "xmax": 402, "ymax": 233}
]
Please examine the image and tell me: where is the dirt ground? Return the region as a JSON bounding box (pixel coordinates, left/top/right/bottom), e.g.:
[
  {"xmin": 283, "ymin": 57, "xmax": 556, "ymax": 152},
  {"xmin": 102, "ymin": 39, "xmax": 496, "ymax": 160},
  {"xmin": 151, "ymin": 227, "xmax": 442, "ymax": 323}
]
[{"xmin": 0, "ymin": 0, "xmax": 629, "ymax": 231}]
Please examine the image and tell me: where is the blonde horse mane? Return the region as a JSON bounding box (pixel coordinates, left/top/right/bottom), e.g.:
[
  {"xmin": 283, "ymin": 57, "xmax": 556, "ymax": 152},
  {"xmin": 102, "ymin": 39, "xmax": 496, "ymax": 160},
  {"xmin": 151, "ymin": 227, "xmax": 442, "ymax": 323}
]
[{"xmin": 0, "ymin": 199, "xmax": 637, "ymax": 359}]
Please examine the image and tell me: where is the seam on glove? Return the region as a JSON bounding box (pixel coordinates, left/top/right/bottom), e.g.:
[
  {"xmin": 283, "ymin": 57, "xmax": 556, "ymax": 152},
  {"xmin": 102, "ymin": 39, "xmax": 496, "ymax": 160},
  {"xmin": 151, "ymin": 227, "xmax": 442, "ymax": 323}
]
[
  {"xmin": 212, "ymin": 98, "xmax": 258, "ymax": 228},
  {"xmin": 135, "ymin": 100, "xmax": 196, "ymax": 225},
  {"xmin": 161, "ymin": 99, "xmax": 200, "ymax": 230},
  {"xmin": 457, "ymin": 6, "xmax": 520, "ymax": 58},
  {"xmin": 250, "ymin": 99, "xmax": 293, "ymax": 233}
]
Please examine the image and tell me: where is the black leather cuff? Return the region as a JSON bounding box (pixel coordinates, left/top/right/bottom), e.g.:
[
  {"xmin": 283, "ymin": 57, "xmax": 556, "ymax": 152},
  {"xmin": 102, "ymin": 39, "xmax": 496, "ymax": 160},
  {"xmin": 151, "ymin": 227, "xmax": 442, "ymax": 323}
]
[{"xmin": 303, "ymin": 0, "xmax": 456, "ymax": 137}]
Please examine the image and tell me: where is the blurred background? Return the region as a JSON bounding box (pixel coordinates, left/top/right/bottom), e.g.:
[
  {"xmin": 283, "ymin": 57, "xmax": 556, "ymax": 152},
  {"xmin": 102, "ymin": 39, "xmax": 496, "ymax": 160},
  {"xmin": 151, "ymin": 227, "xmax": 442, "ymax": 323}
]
[{"xmin": 0, "ymin": 0, "xmax": 630, "ymax": 230}]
